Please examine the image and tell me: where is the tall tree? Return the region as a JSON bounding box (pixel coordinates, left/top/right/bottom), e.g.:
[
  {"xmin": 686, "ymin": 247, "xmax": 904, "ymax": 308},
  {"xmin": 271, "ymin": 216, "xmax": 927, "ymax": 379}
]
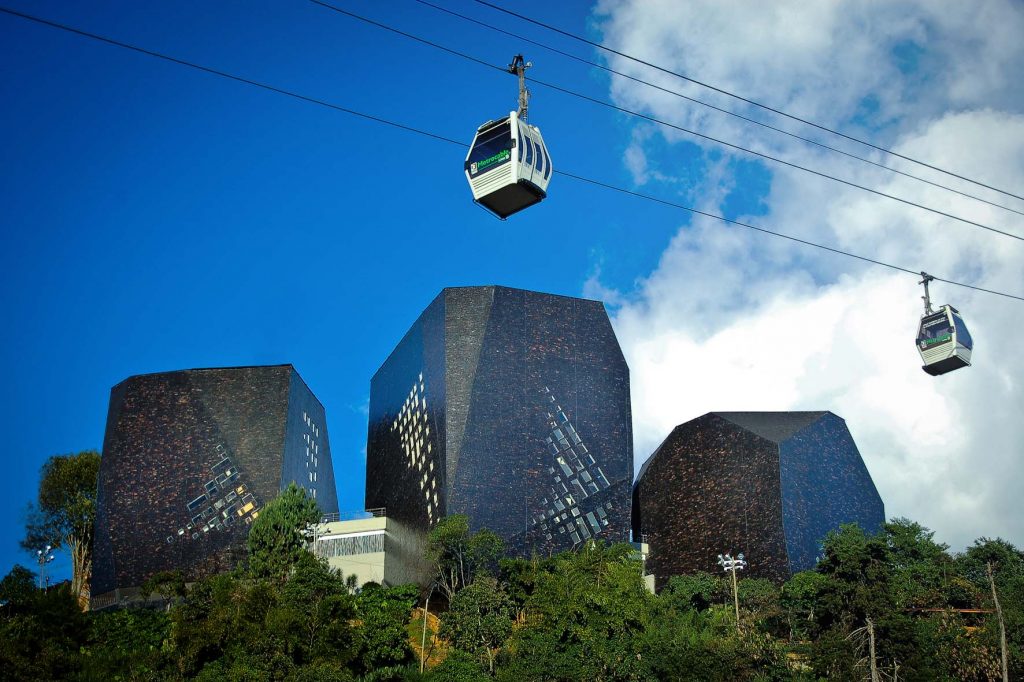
[
  {"xmin": 247, "ymin": 482, "xmax": 321, "ymax": 579},
  {"xmin": 22, "ymin": 450, "xmax": 100, "ymax": 603},
  {"xmin": 956, "ymin": 537, "xmax": 1024, "ymax": 590},
  {"xmin": 499, "ymin": 542, "xmax": 653, "ymax": 681},
  {"xmin": 883, "ymin": 517, "xmax": 953, "ymax": 609},
  {"xmin": 352, "ymin": 583, "xmax": 419, "ymax": 674},
  {"xmin": 440, "ymin": 575, "xmax": 513, "ymax": 674},
  {"xmin": 425, "ymin": 515, "xmax": 503, "ymax": 603}
]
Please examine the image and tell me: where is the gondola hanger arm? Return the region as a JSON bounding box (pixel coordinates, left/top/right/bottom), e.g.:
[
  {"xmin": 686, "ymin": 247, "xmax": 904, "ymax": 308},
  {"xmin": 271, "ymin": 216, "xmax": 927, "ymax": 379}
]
[
  {"xmin": 919, "ymin": 272, "xmax": 935, "ymax": 315},
  {"xmin": 509, "ymin": 54, "xmax": 531, "ymax": 121}
]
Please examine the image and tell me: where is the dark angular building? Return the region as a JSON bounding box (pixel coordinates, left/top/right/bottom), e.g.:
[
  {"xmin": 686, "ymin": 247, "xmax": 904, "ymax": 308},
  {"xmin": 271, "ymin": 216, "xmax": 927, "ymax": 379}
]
[
  {"xmin": 366, "ymin": 286, "xmax": 633, "ymax": 558},
  {"xmin": 632, "ymin": 412, "xmax": 884, "ymax": 586},
  {"xmin": 92, "ymin": 365, "xmax": 338, "ymax": 606}
]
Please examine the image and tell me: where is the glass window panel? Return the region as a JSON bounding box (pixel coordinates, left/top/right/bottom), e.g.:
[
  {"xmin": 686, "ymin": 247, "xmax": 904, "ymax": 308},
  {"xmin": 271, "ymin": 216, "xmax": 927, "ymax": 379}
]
[
  {"xmin": 468, "ymin": 121, "xmax": 512, "ymax": 164},
  {"xmin": 953, "ymin": 313, "xmax": 973, "ymax": 348}
]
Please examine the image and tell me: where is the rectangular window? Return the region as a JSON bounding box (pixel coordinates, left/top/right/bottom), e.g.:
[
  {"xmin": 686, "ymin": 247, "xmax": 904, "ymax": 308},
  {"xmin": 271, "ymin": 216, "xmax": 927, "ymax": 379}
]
[
  {"xmin": 576, "ymin": 518, "xmax": 592, "ymax": 539},
  {"xmin": 571, "ymin": 480, "xmax": 588, "ymax": 500}
]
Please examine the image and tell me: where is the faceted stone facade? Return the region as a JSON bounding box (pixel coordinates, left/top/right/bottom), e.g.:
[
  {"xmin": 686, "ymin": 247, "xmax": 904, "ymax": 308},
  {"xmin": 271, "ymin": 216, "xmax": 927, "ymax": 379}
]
[
  {"xmin": 366, "ymin": 286, "xmax": 633, "ymax": 557},
  {"xmin": 92, "ymin": 365, "xmax": 338, "ymax": 604},
  {"xmin": 632, "ymin": 412, "xmax": 884, "ymax": 586}
]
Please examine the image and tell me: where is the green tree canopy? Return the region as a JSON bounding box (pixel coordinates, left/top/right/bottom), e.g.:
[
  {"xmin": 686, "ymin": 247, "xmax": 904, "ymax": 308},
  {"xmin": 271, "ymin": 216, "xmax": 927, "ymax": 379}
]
[
  {"xmin": 660, "ymin": 571, "xmax": 726, "ymax": 612},
  {"xmin": 883, "ymin": 517, "xmax": 955, "ymax": 609},
  {"xmin": 440, "ymin": 575, "xmax": 513, "ymax": 674},
  {"xmin": 0, "ymin": 565, "xmax": 37, "ymax": 611},
  {"xmin": 352, "ymin": 583, "xmax": 419, "ymax": 675},
  {"xmin": 499, "ymin": 542, "xmax": 653, "ymax": 681},
  {"xmin": 426, "ymin": 514, "xmax": 503, "ymax": 603},
  {"xmin": 956, "ymin": 537, "xmax": 1024, "ymax": 588},
  {"xmin": 247, "ymin": 482, "xmax": 322, "ymax": 579},
  {"xmin": 22, "ymin": 450, "xmax": 101, "ymax": 602}
]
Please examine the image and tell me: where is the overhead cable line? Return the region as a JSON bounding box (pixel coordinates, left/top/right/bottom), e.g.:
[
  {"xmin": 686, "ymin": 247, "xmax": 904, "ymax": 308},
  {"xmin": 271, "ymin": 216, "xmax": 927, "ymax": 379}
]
[
  {"xmin": 2, "ymin": 5, "xmax": 1021, "ymax": 303},
  {"xmin": 310, "ymin": 1, "xmax": 1024, "ymax": 243},
  {"xmin": 0, "ymin": 6, "xmax": 464, "ymax": 148},
  {"xmin": 470, "ymin": 0, "xmax": 1024, "ymax": 204},
  {"xmin": 411, "ymin": 0, "xmax": 1024, "ymax": 220}
]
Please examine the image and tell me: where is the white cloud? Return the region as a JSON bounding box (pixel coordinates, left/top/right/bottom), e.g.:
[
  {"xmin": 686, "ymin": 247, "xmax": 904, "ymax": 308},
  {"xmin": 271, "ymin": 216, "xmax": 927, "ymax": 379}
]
[{"xmin": 591, "ymin": 0, "xmax": 1024, "ymax": 551}]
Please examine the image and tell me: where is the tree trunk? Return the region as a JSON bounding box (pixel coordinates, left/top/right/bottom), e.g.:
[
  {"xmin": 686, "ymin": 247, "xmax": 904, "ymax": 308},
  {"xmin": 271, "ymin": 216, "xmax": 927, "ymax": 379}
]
[
  {"xmin": 867, "ymin": 618, "xmax": 880, "ymax": 682},
  {"xmin": 988, "ymin": 563, "xmax": 1009, "ymax": 682}
]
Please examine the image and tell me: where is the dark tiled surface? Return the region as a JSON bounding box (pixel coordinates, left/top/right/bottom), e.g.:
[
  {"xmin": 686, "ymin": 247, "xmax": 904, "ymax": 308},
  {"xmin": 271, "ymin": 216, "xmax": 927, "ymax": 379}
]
[
  {"xmin": 93, "ymin": 365, "xmax": 336, "ymax": 597},
  {"xmin": 779, "ymin": 413, "xmax": 884, "ymax": 573},
  {"xmin": 633, "ymin": 412, "xmax": 884, "ymax": 588},
  {"xmin": 366, "ymin": 286, "xmax": 633, "ymax": 557},
  {"xmin": 365, "ymin": 296, "xmax": 447, "ymax": 530},
  {"xmin": 634, "ymin": 415, "xmax": 789, "ymax": 586},
  {"xmin": 715, "ymin": 412, "xmax": 826, "ymax": 444},
  {"xmin": 283, "ymin": 370, "xmax": 339, "ymax": 514}
]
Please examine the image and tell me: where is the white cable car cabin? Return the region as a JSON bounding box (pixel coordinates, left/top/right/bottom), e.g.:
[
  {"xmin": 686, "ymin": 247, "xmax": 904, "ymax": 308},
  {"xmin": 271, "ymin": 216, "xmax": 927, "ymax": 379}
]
[
  {"xmin": 464, "ymin": 110, "xmax": 552, "ymax": 219},
  {"xmin": 915, "ymin": 273, "xmax": 973, "ymax": 376},
  {"xmin": 917, "ymin": 305, "xmax": 973, "ymax": 375}
]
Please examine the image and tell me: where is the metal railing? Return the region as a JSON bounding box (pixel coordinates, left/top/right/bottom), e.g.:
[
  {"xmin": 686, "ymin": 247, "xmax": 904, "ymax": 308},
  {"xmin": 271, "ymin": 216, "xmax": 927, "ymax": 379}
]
[
  {"xmin": 89, "ymin": 592, "xmax": 117, "ymax": 611},
  {"xmin": 319, "ymin": 507, "xmax": 386, "ymax": 524}
]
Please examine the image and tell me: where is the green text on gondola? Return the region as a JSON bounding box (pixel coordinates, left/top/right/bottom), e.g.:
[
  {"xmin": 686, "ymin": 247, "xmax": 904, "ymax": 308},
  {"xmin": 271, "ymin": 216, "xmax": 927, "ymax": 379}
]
[
  {"xmin": 924, "ymin": 335, "xmax": 951, "ymax": 346},
  {"xmin": 478, "ymin": 149, "xmax": 510, "ymax": 170}
]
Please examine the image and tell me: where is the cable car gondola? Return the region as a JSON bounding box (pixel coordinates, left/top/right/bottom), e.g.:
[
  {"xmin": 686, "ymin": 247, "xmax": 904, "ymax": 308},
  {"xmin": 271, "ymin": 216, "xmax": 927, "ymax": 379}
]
[
  {"xmin": 916, "ymin": 272, "xmax": 973, "ymax": 376},
  {"xmin": 464, "ymin": 55, "xmax": 552, "ymax": 219}
]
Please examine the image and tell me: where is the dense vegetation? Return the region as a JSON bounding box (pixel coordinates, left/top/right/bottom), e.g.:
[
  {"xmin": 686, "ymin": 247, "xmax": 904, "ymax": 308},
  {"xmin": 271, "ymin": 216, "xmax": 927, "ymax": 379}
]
[{"xmin": 2, "ymin": 481, "xmax": 1021, "ymax": 680}]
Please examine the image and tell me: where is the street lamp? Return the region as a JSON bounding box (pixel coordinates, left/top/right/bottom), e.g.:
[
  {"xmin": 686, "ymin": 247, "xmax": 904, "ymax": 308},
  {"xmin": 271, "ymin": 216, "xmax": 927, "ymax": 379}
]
[
  {"xmin": 717, "ymin": 552, "xmax": 747, "ymax": 629},
  {"xmin": 36, "ymin": 545, "xmax": 55, "ymax": 590},
  {"xmin": 302, "ymin": 517, "xmax": 329, "ymax": 558}
]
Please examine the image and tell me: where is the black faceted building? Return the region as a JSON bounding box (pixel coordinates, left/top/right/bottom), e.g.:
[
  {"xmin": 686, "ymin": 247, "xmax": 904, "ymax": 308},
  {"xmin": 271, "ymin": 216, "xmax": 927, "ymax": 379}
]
[
  {"xmin": 366, "ymin": 286, "xmax": 633, "ymax": 557},
  {"xmin": 92, "ymin": 365, "xmax": 338, "ymax": 605},
  {"xmin": 632, "ymin": 412, "xmax": 884, "ymax": 586}
]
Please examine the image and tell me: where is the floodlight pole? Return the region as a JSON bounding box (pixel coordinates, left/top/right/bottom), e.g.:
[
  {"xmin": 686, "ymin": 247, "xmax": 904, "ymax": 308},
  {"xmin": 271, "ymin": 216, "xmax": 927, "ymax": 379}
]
[
  {"xmin": 36, "ymin": 544, "xmax": 55, "ymax": 590},
  {"xmin": 303, "ymin": 516, "xmax": 328, "ymax": 558},
  {"xmin": 718, "ymin": 552, "xmax": 747, "ymax": 630}
]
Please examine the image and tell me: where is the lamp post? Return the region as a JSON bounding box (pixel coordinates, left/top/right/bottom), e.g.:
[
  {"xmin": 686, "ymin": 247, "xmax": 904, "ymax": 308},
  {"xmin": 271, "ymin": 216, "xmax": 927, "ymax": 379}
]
[
  {"xmin": 717, "ymin": 552, "xmax": 747, "ymax": 629},
  {"xmin": 302, "ymin": 517, "xmax": 328, "ymax": 558},
  {"xmin": 420, "ymin": 582, "xmax": 436, "ymax": 673},
  {"xmin": 36, "ymin": 545, "xmax": 55, "ymax": 590}
]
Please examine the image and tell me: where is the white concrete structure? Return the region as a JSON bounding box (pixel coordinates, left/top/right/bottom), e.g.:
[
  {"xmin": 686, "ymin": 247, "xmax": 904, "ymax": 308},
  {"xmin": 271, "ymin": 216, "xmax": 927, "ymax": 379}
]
[{"xmin": 310, "ymin": 509, "xmax": 431, "ymax": 589}]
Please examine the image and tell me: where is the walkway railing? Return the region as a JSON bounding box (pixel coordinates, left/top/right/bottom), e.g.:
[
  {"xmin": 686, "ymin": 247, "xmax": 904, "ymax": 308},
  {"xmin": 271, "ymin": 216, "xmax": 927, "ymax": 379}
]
[{"xmin": 319, "ymin": 507, "xmax": 386, "ymax": 524}]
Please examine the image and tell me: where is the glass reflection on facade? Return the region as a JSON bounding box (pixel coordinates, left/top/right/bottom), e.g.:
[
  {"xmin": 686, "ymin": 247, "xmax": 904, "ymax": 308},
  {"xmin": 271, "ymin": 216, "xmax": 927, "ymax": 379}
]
[{"xmin": 366, "ymin": 286, "xmax": 633, "ymax": 557}]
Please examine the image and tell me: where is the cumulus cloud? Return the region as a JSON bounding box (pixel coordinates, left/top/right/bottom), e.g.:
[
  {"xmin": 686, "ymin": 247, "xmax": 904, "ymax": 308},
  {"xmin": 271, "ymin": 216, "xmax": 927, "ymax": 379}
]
[{"xmin": 589, "ymin": 0, "xmax": 1024, "ymax": 550}]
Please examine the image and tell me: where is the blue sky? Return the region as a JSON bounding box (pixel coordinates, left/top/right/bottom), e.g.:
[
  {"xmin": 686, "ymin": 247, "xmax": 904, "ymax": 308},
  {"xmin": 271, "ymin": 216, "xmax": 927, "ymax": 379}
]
[
  {"xmin": 0, "ymin": 0, "xmax": 722, "ymax": 582},
  {"xmin": 2, "ymin": 0, "xmax": 1023, "ymax": 583}
]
